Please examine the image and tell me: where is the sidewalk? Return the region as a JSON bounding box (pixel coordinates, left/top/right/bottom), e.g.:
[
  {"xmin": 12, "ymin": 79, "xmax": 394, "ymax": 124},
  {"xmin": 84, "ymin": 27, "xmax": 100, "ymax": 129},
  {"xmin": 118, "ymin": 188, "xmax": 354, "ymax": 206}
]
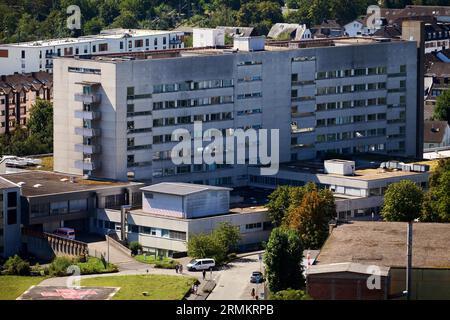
[{"xmin": 186, "ymin": 276, "xmax": 219, "ymax": 301}]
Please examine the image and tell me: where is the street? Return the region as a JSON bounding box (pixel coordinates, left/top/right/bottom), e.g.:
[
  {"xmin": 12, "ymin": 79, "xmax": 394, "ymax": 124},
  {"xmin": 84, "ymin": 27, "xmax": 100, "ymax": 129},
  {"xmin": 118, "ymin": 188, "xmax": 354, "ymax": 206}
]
[{"xmin": 208, "ymin": 252, "xmax": 265, "ymax": 300}]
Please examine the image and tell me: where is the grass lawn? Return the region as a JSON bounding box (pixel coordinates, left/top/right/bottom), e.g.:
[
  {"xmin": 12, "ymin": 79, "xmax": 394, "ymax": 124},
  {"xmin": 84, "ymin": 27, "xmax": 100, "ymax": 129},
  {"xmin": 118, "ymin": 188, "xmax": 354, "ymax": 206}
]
[
  {"xmin": 0, "ymin": 276, "xmax": 46, "ymax": 300},
  {"xmin": 134, "ymin": 255, "xmax": 177, "ymax": 268},
  {"xmin": 81, "ymin": 275, "xmax": 196, "ymax": 300}
]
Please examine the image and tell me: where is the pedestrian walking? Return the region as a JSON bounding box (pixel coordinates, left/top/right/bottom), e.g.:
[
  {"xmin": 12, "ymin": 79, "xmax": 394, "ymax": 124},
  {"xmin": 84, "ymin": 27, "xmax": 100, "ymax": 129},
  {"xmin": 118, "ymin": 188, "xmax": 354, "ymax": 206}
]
[
  {"xmin": 194, "ymin": 284, "xmax": 198, "ymax": 295},
  {"xmin": 202, "ymin": 270, "xmax": 206, "ymax": 280},
  {"xmin": 179, "ymin": 264, "xmax": 183, "ymax": 274},
  {"xmin": 251, "ymin": 288, "xmax": 256, "ymax": 299},
  {"xmin": 175, "ymin": 264, "xmax": 179, "ymax": 273}
]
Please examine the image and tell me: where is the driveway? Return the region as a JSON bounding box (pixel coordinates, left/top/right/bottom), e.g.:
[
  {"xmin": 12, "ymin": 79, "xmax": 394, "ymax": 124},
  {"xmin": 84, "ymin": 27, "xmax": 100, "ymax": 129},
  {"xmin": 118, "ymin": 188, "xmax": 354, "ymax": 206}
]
[{"xmin": 207, "ymin": 252, "xmax": 265, "ymax": 300}]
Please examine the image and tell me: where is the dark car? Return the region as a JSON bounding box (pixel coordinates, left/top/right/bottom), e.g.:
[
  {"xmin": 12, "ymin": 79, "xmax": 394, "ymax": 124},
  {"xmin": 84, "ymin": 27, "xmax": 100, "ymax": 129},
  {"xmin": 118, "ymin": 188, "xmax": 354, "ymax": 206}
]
[{"xmin": 250, "ymin": 271, "xmax": 264, "ymax": 283}]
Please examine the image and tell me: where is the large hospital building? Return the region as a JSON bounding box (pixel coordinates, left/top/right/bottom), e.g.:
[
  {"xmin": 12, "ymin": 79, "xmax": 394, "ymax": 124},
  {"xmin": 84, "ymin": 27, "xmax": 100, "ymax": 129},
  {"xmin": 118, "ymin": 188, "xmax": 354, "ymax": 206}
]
[{"xmin": 53, "ymin": 36, "xmax": 421, "ymax": 186}]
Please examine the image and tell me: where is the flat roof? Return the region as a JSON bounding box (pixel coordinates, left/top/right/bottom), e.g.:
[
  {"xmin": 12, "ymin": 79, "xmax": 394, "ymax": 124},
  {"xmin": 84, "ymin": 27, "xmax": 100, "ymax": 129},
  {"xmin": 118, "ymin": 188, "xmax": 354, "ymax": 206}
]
[
  {"xmin": 141, "ymin": 182, "xmax": 232, "ymax": 196},
  {"xmin": 276, "ymin": 158, "xmax": 430, "ymax": 181},
  {"xmin": 0, "ymin": 171, "xmax": 142, "ymax": 197},
  {"xmin": 59, "ymin": 36, "xmax": 411, "ymax": 63},
  {"xmin": 1, "ymin": 29, "xmax": 180, "ymax": 48},
  {"xmin": 306, "ymin": 262, "xmax": 390, "ymax": 276},
  {"xmin": 316, "ymin": 221, "xmax": 450, "ymax": 269},
  {"xmin": 0, "ymin": 176, "xmax": 19, "ymax": 189}
]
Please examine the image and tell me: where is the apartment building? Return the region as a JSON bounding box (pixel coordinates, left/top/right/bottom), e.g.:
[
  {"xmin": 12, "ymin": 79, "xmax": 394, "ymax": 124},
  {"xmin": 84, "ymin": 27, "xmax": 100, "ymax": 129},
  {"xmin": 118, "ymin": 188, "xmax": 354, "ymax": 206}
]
[
  {"xmin": 0, "ymin": 72, "xmax": 52, "ymax": 134},
  {"xmin": 53, "ymin": 36, "xmax": 419, "ymax": 185},
  {"xmin": 0, "ymin": 29, "xmax": 185, "ymax": 75}
]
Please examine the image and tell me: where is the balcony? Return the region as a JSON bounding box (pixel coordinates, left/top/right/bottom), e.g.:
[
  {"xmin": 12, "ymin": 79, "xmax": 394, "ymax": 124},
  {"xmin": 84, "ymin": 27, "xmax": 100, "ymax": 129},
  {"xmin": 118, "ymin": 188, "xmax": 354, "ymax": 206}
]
[
  {"xmin": 74, "ymin": 110, "xmax": 101, "ymax": 120},
  {"xmin": 74, "ymin": 127, "xmax": 101, "ymax": 137},
  {"xmin": 74, "ymin": 160, "xmax": 99, "ymax": 171},
  {"xmin": 74, "ymin": 93, "xmax": 101, "ymax": 104},
  {"xmin": 75, "ymin": 144, "xmax": 101, "ymax": 154}
]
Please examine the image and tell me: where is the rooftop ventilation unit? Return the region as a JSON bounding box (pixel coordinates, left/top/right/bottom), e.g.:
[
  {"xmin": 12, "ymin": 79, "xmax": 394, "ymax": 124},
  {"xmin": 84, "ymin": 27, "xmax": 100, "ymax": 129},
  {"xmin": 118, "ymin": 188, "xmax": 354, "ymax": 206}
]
[{"xmin": 33, "ymin": 184, "xmax": 42, "ymax": 188}]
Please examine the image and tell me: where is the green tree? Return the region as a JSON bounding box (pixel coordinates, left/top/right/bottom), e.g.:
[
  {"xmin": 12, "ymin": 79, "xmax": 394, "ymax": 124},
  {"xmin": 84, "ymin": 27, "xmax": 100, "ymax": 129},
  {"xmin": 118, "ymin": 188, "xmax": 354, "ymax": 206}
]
[
  {"xmin": 285, "ymin": 188, "xmax": 335, "ymax": 249},
  {"xmin": 84, "ymin": 17, "xmax": 105, "ymax": 35},
  {"xmin": 27, "ymin": 99, "xmax": 53, "ymax": 152},
  {"xmin": 381, "ymin": 180, "xmax": 424, "ymax": 222},
  {"xmin": 266, "ymin": 185, "xmax": 291, "ymax": 227},
  {"xmin": 187, "ymin": 233, "xmax": 227, "ymax": 264},
  {"xmin": 433, "ymin": 88, "xmax": 450, "ymax": 123},
  {"xmin": 422, "ymin": 163, "xmax": 450, "ymax": 222},
  {"xmin": 214, "ymin": 222, "xmax": 241, "ymax": 254},
  {"xmin": 264, "ymin": 227, "xmax": 304, "ymax": 293},
  {"xmin": 270, "ymin": 288, "xmax": 311, "ymax": 300}
]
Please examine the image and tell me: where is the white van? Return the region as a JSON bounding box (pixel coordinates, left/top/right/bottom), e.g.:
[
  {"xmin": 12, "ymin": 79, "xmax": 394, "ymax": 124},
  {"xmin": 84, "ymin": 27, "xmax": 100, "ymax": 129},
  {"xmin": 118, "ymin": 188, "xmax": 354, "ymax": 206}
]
[
  {"xmin": 186, "ymin": 258, "xmax": 216, "ymax": 271},
  {"xmin": 54, "ymin": 227, "xmax": 76, "ymax": 240}
]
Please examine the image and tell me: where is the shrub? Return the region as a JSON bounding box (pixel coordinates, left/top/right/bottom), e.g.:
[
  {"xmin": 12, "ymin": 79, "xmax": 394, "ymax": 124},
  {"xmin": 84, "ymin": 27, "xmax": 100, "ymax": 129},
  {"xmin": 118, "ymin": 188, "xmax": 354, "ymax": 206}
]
[
  {"xmin": 48, "ymin": 257, "xmax": 73, "ymax": 277},
  {"xmin": 129, "ymin": 241, "xmax": 143, "ymax": 256},
  {"xmin": 2, "ymin": 255, "xmax": 31, "ymax": 276},
  {"xmin": 154, "ymin": 259, "xmax": 177, "ymax": 269}
]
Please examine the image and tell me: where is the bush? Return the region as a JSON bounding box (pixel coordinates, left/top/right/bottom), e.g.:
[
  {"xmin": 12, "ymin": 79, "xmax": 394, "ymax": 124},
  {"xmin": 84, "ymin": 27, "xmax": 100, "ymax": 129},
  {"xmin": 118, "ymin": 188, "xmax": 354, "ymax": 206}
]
[
  {"xmin": 154, "ymin": 259, "xmax": 177, "ymax": 269},
  {"xmin": 2, "ymin": 255, "xmax": 31, "ymax": 276},
  {"xmin": 129, "ymin": 241, "xmax": 143, "ymax": 256},
  {"xmin": 76, "ymin": 257, "xmax": 118, "ymax": 274},
  {"xmin": 48, "ymin": 257, "xmax": 72, "ymax": 277}
]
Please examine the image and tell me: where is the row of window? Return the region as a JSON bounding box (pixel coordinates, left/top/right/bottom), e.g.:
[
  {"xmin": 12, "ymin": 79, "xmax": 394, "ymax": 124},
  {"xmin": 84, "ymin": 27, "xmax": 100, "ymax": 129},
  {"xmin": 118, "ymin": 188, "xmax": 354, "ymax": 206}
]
[
  {"xmin": 152, "ymin": 164, "xmax": 233, "ymax": 178},
  {"xmin": 316, "ymin": 113, "xmax": 387, "ymax": 127},
  {"xmin": 316, "ymin": 128, "xmax": 387, "ymax": 143},
  {"xmin": 153, "ymin": 95, "xmax": 233, "ymax": 110},
  {"xmin": 237, "ymin": 92, "xmax": 262, "ymax": 100},
  {"xmin": 315, "ymin": 82, "xmax": 391, "ymax": 96},
  {"xmin": 127, "ymin": 224, "xmax": 187, "ymax": 240},
  {"xmin": 152, "ymin": 79, "xmax": 233, "ymax": 94},
  {"xmin": 315, "ymin": 97, "xmax": 388, "ymax": 111},
  {"xmin": 153, "ymin": 112, "xmax": 233, "ymax": 127},
  {"xmin": 316, "ymin": 66, "xmax": 392, "ymax": 80}
]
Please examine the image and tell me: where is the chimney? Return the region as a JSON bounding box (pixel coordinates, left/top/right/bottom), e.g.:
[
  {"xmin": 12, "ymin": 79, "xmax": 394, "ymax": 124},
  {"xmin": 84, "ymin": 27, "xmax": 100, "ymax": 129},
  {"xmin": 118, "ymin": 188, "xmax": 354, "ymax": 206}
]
[{"xmin": 401, "ymin": 20, "xmax": 425, "ymax": 159}]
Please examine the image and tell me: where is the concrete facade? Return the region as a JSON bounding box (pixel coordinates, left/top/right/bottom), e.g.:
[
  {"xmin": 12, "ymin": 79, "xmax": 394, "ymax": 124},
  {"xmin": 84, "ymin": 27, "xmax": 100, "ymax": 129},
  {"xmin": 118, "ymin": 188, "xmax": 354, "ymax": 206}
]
[
  {"xmin": 0, "ymin": 178, "xmax": 21, "ymax": 258},
  {"xmin": 53, "ymin": 38, "xmax": 419, "ymax": 186}
]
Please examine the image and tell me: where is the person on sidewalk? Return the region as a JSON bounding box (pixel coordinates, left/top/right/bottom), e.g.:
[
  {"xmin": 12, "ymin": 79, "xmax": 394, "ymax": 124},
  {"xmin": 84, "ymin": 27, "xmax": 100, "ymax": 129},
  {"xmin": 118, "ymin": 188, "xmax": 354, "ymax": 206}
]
[
  {"xmin": 251, "ymin": 288, "xmax": 256, "ymax": 299},
  {"xmin": 175, "ymin": 264, "xmax": 179, "ymax": 274},
  {"xmin": 202, "ymin": 270, "xmax": 206, "ymax": 280},
  {"xmin": 179, "ymin": 264, "xmax": 183, "ymax": 274}
]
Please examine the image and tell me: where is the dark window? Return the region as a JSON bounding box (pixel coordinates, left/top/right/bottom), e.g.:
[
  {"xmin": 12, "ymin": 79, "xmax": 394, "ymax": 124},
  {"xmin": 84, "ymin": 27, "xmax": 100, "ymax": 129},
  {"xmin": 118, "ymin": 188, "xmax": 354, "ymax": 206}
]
[
  {"xmin": 7, "ymin": 209, "xmax": 17, "ymax": 225},
  {"xmin": 7, "ymin": 192, "xmax": 17, "ymax": 207}
]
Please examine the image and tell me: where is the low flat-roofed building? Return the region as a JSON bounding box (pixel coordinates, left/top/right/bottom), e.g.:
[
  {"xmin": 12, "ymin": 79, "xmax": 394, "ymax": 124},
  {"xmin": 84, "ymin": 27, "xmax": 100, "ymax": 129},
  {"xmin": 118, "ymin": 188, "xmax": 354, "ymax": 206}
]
[
  {"xmin": 249, "ymin": 158, "xmax": 430, "ymax": 220},
  {"xmin": 93, "ymin": 183, "xmax": 272, "ymax": 257},
  {"xmin": 0, "ymin": 177, "xmax": 21, "ymax": 258},
  {"xmin": 0, "ymin": 170, "xmax": 144, "ymax": 234},
  {"xmin": 307, "ymin": 221, "xmax": 450, "ymax": 299}
]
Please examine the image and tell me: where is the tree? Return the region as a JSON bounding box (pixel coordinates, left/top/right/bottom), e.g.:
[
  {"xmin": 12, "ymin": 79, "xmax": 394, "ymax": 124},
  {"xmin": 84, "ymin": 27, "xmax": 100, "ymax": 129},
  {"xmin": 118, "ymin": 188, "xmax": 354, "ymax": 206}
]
[
  {"xmin": 381, "ymin": 180, "xmax": 424, "ymax": 222},
  {"xmin": 270, "ymin": 288, "xmax": 311, "ymax": 300},
  {"xmin": 433, "ymin": 88, "xmax": 450, "ymax": 123},
  {"xmin": 285, "ymin": 188, "xmax": 335, "ymax": 249},
  {"xmin": 187, "ymin": 233, "xmax": 227, "ymax": 264},
  {"xmin": 237, "ymin": 1, "xmax": 284, "ymax": 35},
  {"xmin": 264, "ymin": 227, "xmax": 304, "ymax": 293},
  {"xmin": 266, "ymin": 185, "xmax": 292, "ymax": 227},
  {"xmin": 214, "ymin": 222, "xmax": 241, "ymax": 254},
  {"xmin": 422, "ymin": 164, "xmax": 450, "ymax": 222},
  {"xmin": 27, "ymin": 99, "xmax": 53, "ymax": 153}
]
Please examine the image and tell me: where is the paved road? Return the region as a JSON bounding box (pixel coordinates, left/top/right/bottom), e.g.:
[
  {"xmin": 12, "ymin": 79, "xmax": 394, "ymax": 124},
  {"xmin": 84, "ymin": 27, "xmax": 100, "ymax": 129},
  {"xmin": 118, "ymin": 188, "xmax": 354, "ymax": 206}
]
[{"xmin": 208, "ymin": 253, "xmax": 265, "ymax": 300}]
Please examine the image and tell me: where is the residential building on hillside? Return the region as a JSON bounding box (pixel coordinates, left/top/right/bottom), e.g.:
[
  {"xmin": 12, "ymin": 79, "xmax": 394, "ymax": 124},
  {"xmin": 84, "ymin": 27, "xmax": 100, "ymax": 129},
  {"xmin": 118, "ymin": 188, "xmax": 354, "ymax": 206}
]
[
  {"xmin": 0, "ymin": 29, "xmax": 185, "ymax": 75},
  {"xmin": 53, "ymin": 36, "xmax": 420, "ymax": 184},
  {"xmin": 0, "ymin": 72, "xmax": 52, "ymax": 134}
]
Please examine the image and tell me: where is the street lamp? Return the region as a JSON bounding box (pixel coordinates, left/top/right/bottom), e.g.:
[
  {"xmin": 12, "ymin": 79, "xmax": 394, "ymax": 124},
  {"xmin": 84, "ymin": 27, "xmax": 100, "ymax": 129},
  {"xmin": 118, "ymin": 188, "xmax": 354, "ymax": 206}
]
[{"xmin": 106, "ymin": 229, "xmax": 116, "ymax": 264}]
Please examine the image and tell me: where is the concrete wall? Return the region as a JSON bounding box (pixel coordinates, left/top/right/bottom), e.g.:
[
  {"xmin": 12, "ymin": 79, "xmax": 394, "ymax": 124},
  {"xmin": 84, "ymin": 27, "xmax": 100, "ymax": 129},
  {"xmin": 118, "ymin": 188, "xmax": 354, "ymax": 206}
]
[
  {"xmin": 390, "ymin": 267, "xmax": 450, "ymax": 300},
  {"xmin": 0, "ymin": 187, "xmax": 21, "ymax": 258}
]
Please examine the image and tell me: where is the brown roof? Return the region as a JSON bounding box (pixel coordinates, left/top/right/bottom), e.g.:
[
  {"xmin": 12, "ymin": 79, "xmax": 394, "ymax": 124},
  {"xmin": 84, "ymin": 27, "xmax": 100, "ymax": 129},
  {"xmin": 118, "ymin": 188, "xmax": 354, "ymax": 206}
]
[
  {"xmin": 373, "ymin": 25, "xmax": 402, "ymax": 38},
  {"xmin": 0, "ymin": 71, "xmax": 53, "ymax": 94},
  {"xmin": 0, "ymin": 171, "xmax": 142, "ymax": 197},
  {"xmin": 316, "ymin": 221, "xmax": 450, "ymax": 269},
  {"xmin": 424, "ymin": 120, "xmax": 449, "ymax": 143},
  {"xmin": 426, "ymin": 61, "xmax": 450, "ymax": 77}
]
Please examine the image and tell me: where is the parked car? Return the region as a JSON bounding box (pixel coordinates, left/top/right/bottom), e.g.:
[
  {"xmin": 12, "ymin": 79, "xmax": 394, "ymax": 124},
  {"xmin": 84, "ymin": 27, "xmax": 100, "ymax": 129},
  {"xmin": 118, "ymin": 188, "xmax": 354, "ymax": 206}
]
[
  {"xmin": 54, "ymin": 227, "xmax": 76, "ymax": 240},
  {"xmin": 250, "ymin": 271, "xmax": 264, "ymax": 283},
  {"xmin": 186, "ymin": 258, "xmax": 216, "ymax": 271}
]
